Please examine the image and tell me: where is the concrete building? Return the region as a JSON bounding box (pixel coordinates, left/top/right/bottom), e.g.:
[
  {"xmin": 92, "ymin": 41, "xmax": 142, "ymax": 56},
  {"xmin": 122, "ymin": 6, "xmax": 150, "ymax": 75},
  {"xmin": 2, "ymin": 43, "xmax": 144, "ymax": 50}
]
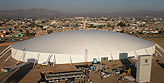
[{"xmin": 136, "ymin": 55, "xmax": 152, "ymax": 83}]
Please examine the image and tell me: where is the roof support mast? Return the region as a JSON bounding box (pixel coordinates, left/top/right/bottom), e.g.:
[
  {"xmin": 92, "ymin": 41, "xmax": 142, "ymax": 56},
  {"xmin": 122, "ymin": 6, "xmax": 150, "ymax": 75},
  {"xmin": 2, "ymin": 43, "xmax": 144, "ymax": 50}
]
[
  {"xmin": 53, "ymin": 54, "xmax": 56, "ymax": 67},
  {"xmin": 0, "ymin": 45, "xmax": 11, "ymax": 57},
  {"xmin": 85, "ymin": 49, "xmax": 88, "ymax": 64}
]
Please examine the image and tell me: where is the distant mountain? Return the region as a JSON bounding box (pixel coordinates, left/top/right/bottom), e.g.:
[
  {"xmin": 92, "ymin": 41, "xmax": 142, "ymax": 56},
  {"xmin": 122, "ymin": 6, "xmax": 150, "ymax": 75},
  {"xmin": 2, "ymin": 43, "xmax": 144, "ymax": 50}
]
[
  {"xmin": 111, "ymin": 10, "xmax": 164, "ymax": 18},
  {"xmin": 0, "ymin": 8, "xmax": 62, "ymax": 18},
  {"xmin": 77, "ymin": 10, "xmax": 164, "ymax": 18},
  {"xmin": 0, "ymin": 9, "xmax": 164, "ymax": 18}
]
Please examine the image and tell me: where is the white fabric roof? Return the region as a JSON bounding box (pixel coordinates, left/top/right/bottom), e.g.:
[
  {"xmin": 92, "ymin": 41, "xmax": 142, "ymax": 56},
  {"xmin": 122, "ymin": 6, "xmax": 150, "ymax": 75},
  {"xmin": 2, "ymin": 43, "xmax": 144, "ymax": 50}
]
[{"xmin": 12, "ymin": 30, "xmax": 155, "ymax": 55}]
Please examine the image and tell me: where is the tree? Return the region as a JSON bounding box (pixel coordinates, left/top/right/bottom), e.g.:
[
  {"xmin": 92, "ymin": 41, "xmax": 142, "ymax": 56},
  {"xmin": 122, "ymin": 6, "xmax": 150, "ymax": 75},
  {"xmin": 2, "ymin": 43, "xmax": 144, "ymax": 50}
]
[
  {"xmin": 90, "ymin": 24, "xmax": 94, "ymax": 28},
  {"xmin": 26, "ymin": 30, "xmax": 30, "ymax": 37},
  {"xmin": 117, "ymin": 22, "xmax": 126, "ymax": 27},
  {"xmin": 20, "ymin": 29, "xmax": 23, "ymax": 32},
  {"xmin": 120, "ymin": 30, "xmax": 124, "ymax": 33},
  {"xmin": 47, "ymin": 30, "xmax": 53, "ymax": 34},
  {"xmin": 6, "ymin": 32, "xmax": 10, "ymax": 35}
]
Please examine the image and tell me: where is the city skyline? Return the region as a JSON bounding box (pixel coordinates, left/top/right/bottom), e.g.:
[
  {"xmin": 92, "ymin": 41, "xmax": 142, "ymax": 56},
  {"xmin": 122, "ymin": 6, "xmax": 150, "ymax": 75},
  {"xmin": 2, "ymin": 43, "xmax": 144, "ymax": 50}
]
[{"xmin": 0, "ymin": 0, "xmax": 164, "ymax": 13}]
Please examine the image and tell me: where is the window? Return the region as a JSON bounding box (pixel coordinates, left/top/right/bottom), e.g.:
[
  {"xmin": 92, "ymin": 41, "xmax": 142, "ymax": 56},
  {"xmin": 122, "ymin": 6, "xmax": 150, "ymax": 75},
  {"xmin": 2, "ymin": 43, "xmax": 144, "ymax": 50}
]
[
  {"xmin": 145, "ymin": 59, "xmax": 148, "ymax": 63},
  {"xmin": 101, "ymin": 57, "xmax": 108, "ymax": 62},
  {"xmin": 62, "ymin": 78, "xmax": 65, "ymax": 80}
]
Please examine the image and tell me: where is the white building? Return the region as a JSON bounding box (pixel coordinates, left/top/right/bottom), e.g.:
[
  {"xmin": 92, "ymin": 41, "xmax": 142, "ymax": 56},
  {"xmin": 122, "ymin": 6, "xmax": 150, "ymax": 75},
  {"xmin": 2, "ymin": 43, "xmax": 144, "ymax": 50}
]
[{"xmin": 11, "ymin": 30, "xmax": 155, "ymax": 64}]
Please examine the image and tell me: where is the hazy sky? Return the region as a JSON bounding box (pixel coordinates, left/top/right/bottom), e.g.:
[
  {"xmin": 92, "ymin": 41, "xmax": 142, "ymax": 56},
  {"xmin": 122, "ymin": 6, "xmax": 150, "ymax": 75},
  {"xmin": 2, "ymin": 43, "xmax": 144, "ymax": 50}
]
[{"xmin": 0, "ymin": 0, "xmax": 164, "ymax": 13}]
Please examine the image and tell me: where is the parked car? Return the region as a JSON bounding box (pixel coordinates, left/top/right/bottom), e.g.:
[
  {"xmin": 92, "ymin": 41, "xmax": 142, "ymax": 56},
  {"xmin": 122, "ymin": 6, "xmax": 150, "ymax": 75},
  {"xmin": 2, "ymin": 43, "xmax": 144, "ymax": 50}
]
[
  {"xmin": 112, "ymin": 69, "xmax": 120, "ymax": 75},
  {"xmin": 12, "ymin": 39, "xmax": 16, "ymax": 41},
  {"xmin": 101, "ymin": 71, "xmax": 111, "ymax": 78},
  {"xmin": 103, "ymin": 72, "xmax": 111, "ymax": 78}
]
